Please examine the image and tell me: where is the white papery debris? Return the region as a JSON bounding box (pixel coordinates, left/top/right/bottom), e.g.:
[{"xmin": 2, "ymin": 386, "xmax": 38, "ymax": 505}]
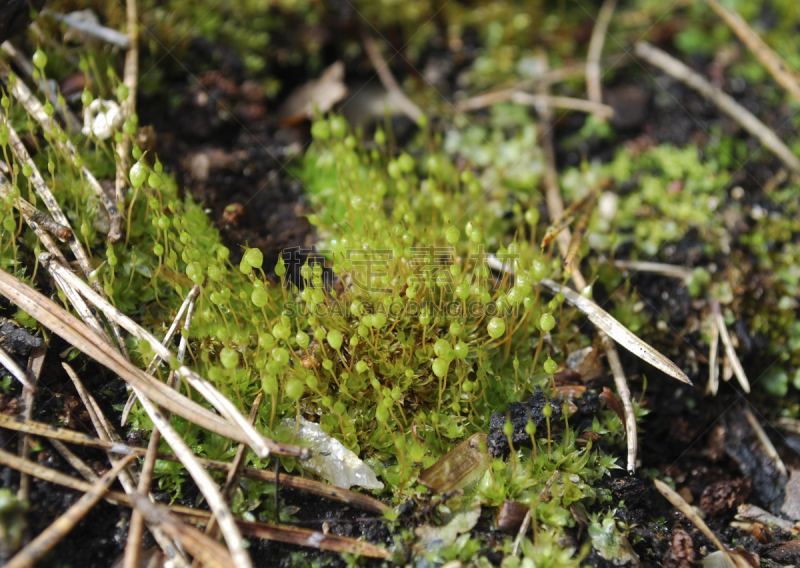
[
  {"xmin": 282, "ymin": 417, "xmax": 384, "ymax": 490},
  {"xmin": 82, "ymin": 99, "xmax": 124, "ymax": 140}
]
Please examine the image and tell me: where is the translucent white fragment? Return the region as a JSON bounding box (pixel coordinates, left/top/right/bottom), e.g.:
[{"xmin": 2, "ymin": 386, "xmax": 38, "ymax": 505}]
[
  {"xmin": 82, "ymin": 99, "xmax": 124, "ymax": 140},
  {"xmin": 282, "ymin": 417, "xmax": 384, "ymax": 490}
]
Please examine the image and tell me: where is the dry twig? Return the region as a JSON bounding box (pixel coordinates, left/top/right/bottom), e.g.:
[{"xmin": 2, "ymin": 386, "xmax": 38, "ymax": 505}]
[
  {"xmin": 17, "ymin": 344, "xmax": 45, "ymax": 505},
  {"xmin": 705, "ymin": 0, "xmax": 800, "ymax": 107},
  {"xmin": 361, "ymin": 31, "xmax": 423, "ymax": 123},
  {"xmin": 654, "ymin": 479, "xmax": 753, "ymax": 568},
  {"xmin": 612, "ymin": 260, "xmax": 694, "ymax": 281},
  {"xmin": 633, "ymin": 41, "xmax": 800, "ymax": 173},
  {"xmin": 512, "ymin": 470, "xmax": 561, "ymax": 556},
  {"xmin": 42, "ymin": 10, "xmax": 130, "ymax": 48},
  {"xmin": 586, "ymin": 0, "xmax": 618, "ymax": 116},
  {"xmin": 0, "ymin": 345, "xmax": 34, "ymax": 390},
  {"xmin": 601, "ymin": 333, "xmax": 637, "ymax": 472},
  {"xmin": 455, "ymin": 90, "xmax": 614, "ymax": 118},
  {"xmin": 711, "ymin": 300, "xmax": 751, "ymax": 393}
]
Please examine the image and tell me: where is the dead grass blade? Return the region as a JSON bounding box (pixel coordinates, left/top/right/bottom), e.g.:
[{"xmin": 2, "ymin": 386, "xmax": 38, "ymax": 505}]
[
  {"xmin": 455, "ymin": 91, "xmax": 614, "ymax": 117},
  {"xmin": 182, "ymin": 513, "xmax": 390, "ymax": 559},
  {"xmin": 0, "ymin": 414, "xmax": 390, "ymax": 516},
  {"xmin": 633, "ymin": 41, "xmax": 800, "ymax": 173},
  {"xmin": 361, "ymin": 31, "xmax": 422, "ymax": 124},
  {"xmin": 564, "ymin": 196, "xmax": 596, "ymax": 274},
  {"xmin": 612, "ymin": 260, "xmax": 694, "ymax": 281},
  {"xmin": 126, "ymin": 286, "xmax": 198, "ymax": 568},
  {"xmin": 0, "ymin": 177, "xmax": 71, "ymax": 241},
  {"xmin": 134, "ymin": 383, "xmax": 253, "ymax": 568},
  {"xmin": 0, "ymin": 146, "xmax": 111, "ymax": 343},
  {"xmin": 540, "ymin": 277, "xmax": 691, "ymax": 385},
  {"xmin": 277, "ymin": 61, "xmax": 347, "ymax": 125},
  {"xmin": 586, "ymin": 0, "xmax": 618, "ymax": 115},
  {"xmin": 40, "ymin": 11, "xmax": 130, "ymax": 47},
  {"xmin": 705, "ymin": 0, "xmax": 800, "ymax": 107},
  {"xmin": 0, "ymin": 266, "xmax": 266, "ymax": 446},
  {"xmin": 708, "ymin": 316, "xmax": 720, "ymax": 396},
  {"xmin": 62, "ymin": 362, "xmax": 188, "ymax": 566},
  {"xmin": 654, "ymin": 479, "xmax": 754, "ymax": 568},
  {"xmin": 3, "ymin": 455, "xmax": 136, "ymax": 568},
  {"xmin": 49, "ymin": 439, "xmax": 100, "ymax": 482},
  {"xmin": 418, "ymin": 433, "xmax": 490, "ymax": 493},
  {"xmin": 0, "ymin": 345, "xmax": 34, "ymax": 390},
  {"xmin": 0, "ymin": 444, "xmax": 384, "ymax": 560},
  {"xmin": 0, "ymin": 59, "xmax": 123, "ymax": 241},
  {"xmin": 40, "ymin": 254, "xmax": 306, "ymax": 460},
  {"xmin": 601, "ymin": 333, "xmax": 637, "ymax": 472},
  {"xmin": 711, "ymin": 300, "xmax": 750, "ymax": 393},
  {"xmin": 743, "ymin": 407, "xmax": 787, "ymax": 478},
  {"xmin": 130, "ymin": 494, "xmax": 234, "ymax": 568},
  {"xmin": 512, "ymin": 470, "xmax": 560, "ymax": 556},
  {"xmin": 121, "ymin": 283, "xmax": 201, "ymax": 426},
  {"xmin": 114, "ymin": 0, "xmax": 140, "ymax": 235},
  {"xmin": 533, "ymin": 69, "xmax": 644, "ymax": 476},
  {"xmin": 203, "ymin": 393, "xmax": 263, "ymax": 543},
  {"xmin": 541, "ymin": 190, "xmax": 597, "ymax": 249},
  {"xmin": 18, "ymin": 343, "xmax": 45, "ymax": 504}
]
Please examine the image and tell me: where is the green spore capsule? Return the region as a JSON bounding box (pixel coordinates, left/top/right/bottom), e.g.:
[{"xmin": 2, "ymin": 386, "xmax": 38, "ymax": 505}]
[
  {"xmin": 129, "ymin": 161, "xmax": 147, "ymax": 188},
  {"xmin": 286, "ymin": 379, "xmax": 305, "ymax": 400},
  {"xmin": 251, "ymin": 287, "xmax": 268, "ymax": 308},
  {"xmin": 244, "ymin": 248, "xmax": 263, "ymax": 269},
  {"xmin": 32, "ymin": 49, "xmax": 47, "ymax": 70},
  {"xmin": 432, "ymin": 357, "xmax": 449, "ymax": 378},
  {"xmin": 487, "ymin": 317, "xmax": 506, "ymax": 339},
  {"xmin": 539, "ymin": 313, "xmax": 556, "ymax": 332},
  {"xmin": 220, "ymin": 347, "xmax": 239, "ymax": 370},
  {"xmin": 327, "ymin": 329, "xmax": 343, "ymax": 350}
]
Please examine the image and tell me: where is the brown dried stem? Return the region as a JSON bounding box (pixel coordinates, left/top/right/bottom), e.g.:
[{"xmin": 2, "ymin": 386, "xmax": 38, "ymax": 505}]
[
  {"xmin": 0, "ymin": 345, "xmax": 34, "ymax": 390},
  {"xmin": 633, "ymin": 41, "xmax": 800, "ymax": 173},
  {"xmin": 705, "ymin": 0, "xmax": 800, "ymax": 107},
  {"xmin": 586, "ymin": 0, "xmax": 618, "ymax": 115},
  {"xmin": 361, "ymin": 31, "xmax": 423, "ymax": 123},
  {"xmin": 17, "ymin": 344, "xmax": 45, "ymax": 505},
  {"xmin": 456, "ymin": 90, "xmax": 613, "ymax": 118}
]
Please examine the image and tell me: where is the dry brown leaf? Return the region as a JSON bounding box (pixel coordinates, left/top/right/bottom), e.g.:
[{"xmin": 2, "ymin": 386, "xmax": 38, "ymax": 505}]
[{"xmin": 277, "ymin": 61, "xmax": 347, "ymax": 125}]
